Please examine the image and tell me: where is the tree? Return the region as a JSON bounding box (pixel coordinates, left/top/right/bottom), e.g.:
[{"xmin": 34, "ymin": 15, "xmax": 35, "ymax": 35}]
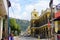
[
  {"xmin": 9, "ymin": 18, "xmax": 17, "ymax": 30},
  {"xmin": 9, "ymin": 18, "xmax": 21, "ymax": 35},
  {"xmin": 17, "ymin": 24, "xmax": 21, "ymax": 35}
]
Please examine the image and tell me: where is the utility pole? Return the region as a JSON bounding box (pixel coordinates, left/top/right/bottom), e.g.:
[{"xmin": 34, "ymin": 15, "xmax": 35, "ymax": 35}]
[{"xmin": 49, "ymin": 0, "xmax": 54, "ymax": 40}]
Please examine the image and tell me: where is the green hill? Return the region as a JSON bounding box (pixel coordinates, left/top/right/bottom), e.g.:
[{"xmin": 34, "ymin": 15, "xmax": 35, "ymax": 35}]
[{"xmin": 16, "ymin": 19, "xmax": 30, "ymax": 31}]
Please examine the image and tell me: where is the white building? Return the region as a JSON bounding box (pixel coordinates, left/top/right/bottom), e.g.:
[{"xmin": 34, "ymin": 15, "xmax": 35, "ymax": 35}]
[{"xmin": 0, "ymin": 0, "xmax": 11, "ymax": 40}]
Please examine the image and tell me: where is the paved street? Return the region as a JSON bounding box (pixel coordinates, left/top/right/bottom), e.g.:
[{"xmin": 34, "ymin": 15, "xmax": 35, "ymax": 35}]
[
  {"xmin": 14, "ymin": 36, "xmax": 49, "ymax": 40},
  {"xmin": 14, "ymin": 36, "xmax": 38, "ymax": 40},
  {"xmin": 20, "ymin": 37, "xmax": 38, "ymax": 40}
]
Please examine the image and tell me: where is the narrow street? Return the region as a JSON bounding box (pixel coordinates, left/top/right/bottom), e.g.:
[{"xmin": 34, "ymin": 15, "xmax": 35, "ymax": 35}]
[
  {"xmin": 19, "ymin": 37, "xmax": 37, "ymax": 40},
  {"xmin": 14, "ymin": 36, "xmax": 38, "ymax": 40},
  {"xmin": 14, "ymin": 36, "xmax": 48, "ymax": 40}
]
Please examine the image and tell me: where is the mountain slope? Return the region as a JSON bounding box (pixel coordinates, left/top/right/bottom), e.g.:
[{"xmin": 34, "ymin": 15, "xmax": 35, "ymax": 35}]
[{"xmin": 16, "ymin": 19, "xmax": 30, "ymax": 31}]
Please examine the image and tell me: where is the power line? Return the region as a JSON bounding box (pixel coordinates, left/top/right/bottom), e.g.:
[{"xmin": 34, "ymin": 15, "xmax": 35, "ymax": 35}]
[{"xmin": 10, "ymin": 6, "xmax": 16, "ymax": 18}]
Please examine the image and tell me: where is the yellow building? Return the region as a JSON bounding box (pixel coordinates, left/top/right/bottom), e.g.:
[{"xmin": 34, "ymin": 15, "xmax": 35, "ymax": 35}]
[
  {"xmin": 31, "ymin": 9, "xmax": 40, "ymax": 37},
  {"xmin": 38, "ymin": 8, "xmax": 52, "ymax": 38},
  {"xmin": 31, "ymin": 8, "xmax": 60, "ymax": 38},
  {"xmin": 31, "ymin": 9, "xmax": 39, "ymax": 19}
]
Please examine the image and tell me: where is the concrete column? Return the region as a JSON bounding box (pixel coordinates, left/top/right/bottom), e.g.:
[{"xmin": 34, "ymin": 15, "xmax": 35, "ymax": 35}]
[
  {"xmin": 4, "ymin": 18, "xmax": 8, "ymax": 37},
  {"xmin": 0, "ymin": 18, "xmax": 3, "ymax": 40}
]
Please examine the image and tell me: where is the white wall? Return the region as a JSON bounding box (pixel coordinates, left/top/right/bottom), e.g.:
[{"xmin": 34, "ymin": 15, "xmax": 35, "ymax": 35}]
[
  {"xmin": 3, "ymin": 0, "xmax": 8, "ymax": 15},
  {"xmin": 0, "ymin": 0, "xmax": 8, "ymax": 16}
]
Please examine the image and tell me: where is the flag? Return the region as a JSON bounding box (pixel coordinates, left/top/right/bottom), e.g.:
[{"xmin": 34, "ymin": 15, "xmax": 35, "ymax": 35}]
[
  {"xmin": 48, "ymin": 19, "xmax": 50, "ymax": 29},
  {"xmin": 48, "ymin": 21, "xmax": 50, "ymax": 28}
]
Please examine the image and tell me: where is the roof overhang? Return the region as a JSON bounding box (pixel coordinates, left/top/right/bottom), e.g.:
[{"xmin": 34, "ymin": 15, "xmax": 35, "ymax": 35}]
[
  {"xmin": 0, "ymin": 0, "xmax": 8, "ymax": 16},
  {"xmin": 54, "ymin": 17, "xmax": 60, "ymax": 21}
]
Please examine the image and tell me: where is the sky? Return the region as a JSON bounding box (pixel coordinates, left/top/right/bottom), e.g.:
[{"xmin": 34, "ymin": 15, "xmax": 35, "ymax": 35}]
[{"xmin": 9, "ymin": 0, "xmax": 60, "ymax": 21}]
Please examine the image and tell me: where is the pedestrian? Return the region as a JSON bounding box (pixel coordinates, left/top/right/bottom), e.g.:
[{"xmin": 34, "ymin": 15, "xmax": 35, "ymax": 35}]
[{"xmin": 9, "ymin": 33, "xmax": 14, "ymax": 40}]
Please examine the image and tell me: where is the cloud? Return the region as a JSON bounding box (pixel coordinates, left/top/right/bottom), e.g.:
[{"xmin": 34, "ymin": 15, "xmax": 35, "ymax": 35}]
[
  {"xmin": 20, "ymin": 12, "xmax": 31, "ymax": 20},
  {"xmin": 9, "ymin": 12, "xmax": 21, "ymax": 19},
  {"xmin": 11, "ymin": 2, "xmax": 21, "ymax": 13},
  {"xmin": 25, "ymin": 5, "xmax": 34, "ymax": 12},
  {"xmin": 9, "ymin": 1, "xmax": 21, "ymax": 19}
]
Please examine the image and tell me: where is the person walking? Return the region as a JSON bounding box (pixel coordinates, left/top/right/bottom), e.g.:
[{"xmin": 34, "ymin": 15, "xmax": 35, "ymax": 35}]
[{"xmin": 9, "ymin": 33, "xmax": 14, "ymax": 40}]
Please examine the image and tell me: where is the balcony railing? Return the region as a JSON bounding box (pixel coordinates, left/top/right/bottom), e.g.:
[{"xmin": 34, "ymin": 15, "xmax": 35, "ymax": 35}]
[
  {"xmin": 39, "ymin": 18, "xmax": 48, "ymax": 27},
  {"xmin": 31, "ymin": 19, "xmax": 48, "ymax": 27}
]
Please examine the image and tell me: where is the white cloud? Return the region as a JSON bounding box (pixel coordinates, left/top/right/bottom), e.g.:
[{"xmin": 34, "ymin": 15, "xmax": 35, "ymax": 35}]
[
  {"xmin": 9, "ymin": 10, "xmax": 21, "ymax": 19},
  {"xmin": 25, "ymin": 5, "xmax": 34, "ymax": 12},
  {"xmin": 11, "ymin": 2, "xmax": 21, "ymax": 13},
  {"xmin": 20, "ymin": 12, "xmax": 31, "ymax": 20},
  {"xmin": 9, "ymin": 1, "xmax": 21, "ymax": 19}
]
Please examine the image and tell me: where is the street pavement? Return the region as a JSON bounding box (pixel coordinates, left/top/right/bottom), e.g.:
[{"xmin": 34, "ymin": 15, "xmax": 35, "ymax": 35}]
[
  {"xmin": 19, "ymin": 36, "xmax": 38, "ymax": 40},
  {"xmin": 14, "ymin": 36, "xmax": 49, "ymax": 40},
  {"xmin": 14, "ymin": 36, "xmax": 38, "ymax": 40}
]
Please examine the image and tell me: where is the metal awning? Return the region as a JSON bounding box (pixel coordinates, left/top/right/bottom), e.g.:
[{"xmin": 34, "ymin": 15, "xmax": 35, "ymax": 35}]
[{"xmin": 53, "ymin": 17, "xmax": 60, "ymax": 21}]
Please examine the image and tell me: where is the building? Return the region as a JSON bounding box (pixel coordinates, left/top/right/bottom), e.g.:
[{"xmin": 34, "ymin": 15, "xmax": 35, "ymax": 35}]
[
  {"xmin": 0, "ymin": 0, "xmax": 11, "ymax": 40},
  {"xmin": 38, "ymin": 8, "xmax": 52, "ymax": 39},
  {"xmin": 31, "ymin": 8, "xmax": 60, "ymax": 39},
  {"xmin": 31, "ymin": 9, "xmax": 39, "ymax": 37}
]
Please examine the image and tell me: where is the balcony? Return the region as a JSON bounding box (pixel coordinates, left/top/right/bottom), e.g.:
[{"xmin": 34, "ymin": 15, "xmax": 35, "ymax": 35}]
[{"xmin": 39, "ymin": 18, "xmax": 48, "ymax": 27}]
